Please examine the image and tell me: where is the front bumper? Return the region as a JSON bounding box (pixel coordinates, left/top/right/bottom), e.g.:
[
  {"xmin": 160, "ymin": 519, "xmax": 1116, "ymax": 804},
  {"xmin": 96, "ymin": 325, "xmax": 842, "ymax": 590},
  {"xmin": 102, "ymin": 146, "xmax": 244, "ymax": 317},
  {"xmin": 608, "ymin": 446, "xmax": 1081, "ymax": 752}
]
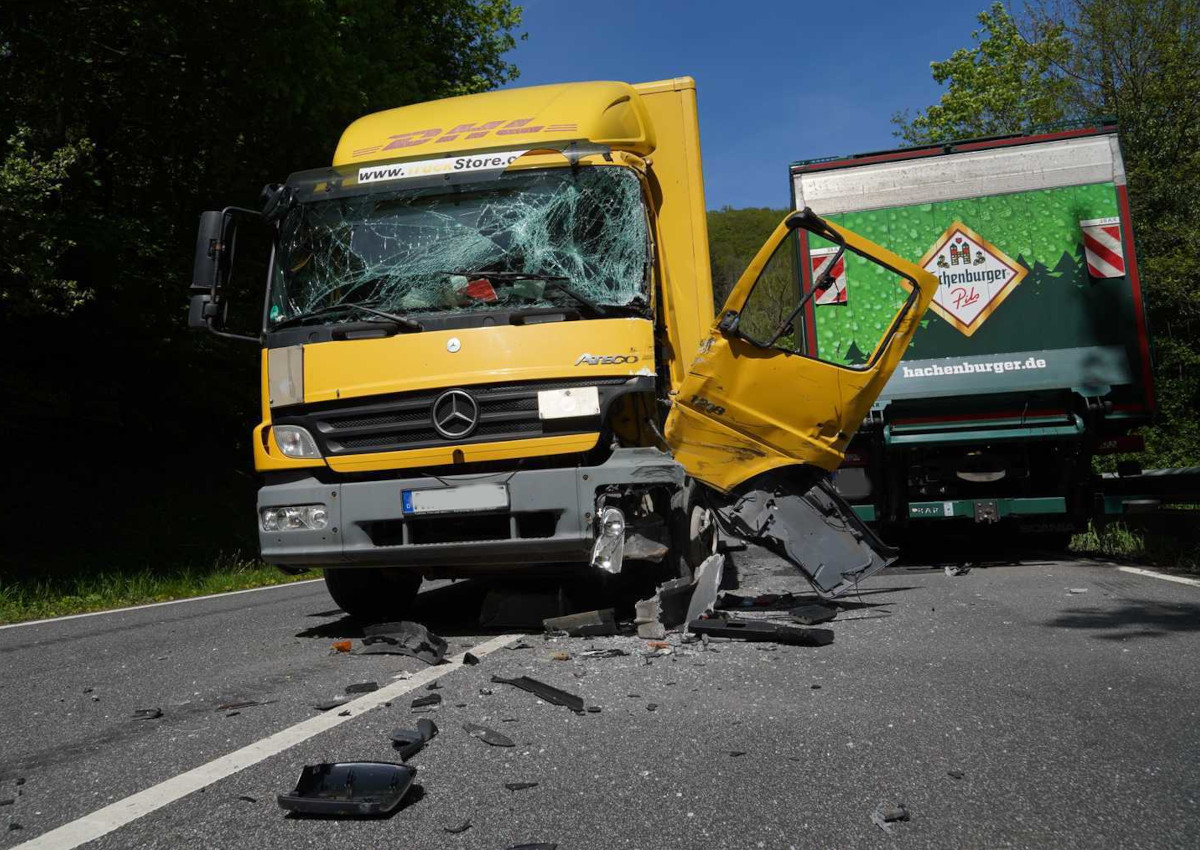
[{"xmin": 258, "ymin": 447, "xmax": 683, "ymax": 576}]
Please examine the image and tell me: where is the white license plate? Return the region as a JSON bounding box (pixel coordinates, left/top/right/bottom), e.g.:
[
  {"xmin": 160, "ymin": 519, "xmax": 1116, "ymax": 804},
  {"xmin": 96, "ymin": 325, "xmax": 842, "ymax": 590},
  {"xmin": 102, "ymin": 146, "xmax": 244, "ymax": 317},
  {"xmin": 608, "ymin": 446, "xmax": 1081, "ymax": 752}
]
[{"xmin": 402, "ymin": 483, "xmax": 509, "ymax": 516}]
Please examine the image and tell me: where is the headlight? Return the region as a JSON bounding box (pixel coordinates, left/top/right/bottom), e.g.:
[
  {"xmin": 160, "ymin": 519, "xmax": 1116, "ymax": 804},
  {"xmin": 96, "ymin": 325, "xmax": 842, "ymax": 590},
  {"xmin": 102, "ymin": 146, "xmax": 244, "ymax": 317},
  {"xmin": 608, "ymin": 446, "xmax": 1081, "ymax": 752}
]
[
  {"xmin": 274, "ymin": 425, "xmax": 321, "ymax": 458},
  {"xmin": 261, "ymin": 504, "xmax": 328, "ymax": 532}
]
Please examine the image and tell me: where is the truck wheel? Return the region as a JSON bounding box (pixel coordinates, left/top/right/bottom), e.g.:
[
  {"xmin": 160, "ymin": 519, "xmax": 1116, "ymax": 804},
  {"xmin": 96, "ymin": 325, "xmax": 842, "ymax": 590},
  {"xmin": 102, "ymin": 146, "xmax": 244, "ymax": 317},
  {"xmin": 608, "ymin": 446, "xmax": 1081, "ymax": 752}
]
[
  {"xmin": 323, "ymin": 567, "xmax": 422, "ymax": 623},
  {"xmin": 669, "ymin": 479, "xmax": 718, "ymax": 580}
]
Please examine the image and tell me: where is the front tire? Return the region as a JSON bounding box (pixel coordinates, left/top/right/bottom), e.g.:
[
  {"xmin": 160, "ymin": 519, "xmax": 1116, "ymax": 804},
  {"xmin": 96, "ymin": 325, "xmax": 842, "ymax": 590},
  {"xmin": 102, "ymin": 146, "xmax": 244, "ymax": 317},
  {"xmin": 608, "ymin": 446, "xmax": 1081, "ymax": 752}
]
[
  {"xmin": 669, "ymin": 479, "xmax": 718, "ymax": 580},
  {"xmin": 323, "ymin": 567, "xmax": 422, "ymax": 622}
]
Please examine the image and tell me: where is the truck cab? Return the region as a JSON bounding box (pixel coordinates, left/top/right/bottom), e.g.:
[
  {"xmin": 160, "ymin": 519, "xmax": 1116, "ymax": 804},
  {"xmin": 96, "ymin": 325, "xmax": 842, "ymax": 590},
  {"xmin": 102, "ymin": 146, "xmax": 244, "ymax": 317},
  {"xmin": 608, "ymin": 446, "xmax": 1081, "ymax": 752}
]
[{"xmin": 189, "ymin": 78, "xmax": 940, "ymax": 619}]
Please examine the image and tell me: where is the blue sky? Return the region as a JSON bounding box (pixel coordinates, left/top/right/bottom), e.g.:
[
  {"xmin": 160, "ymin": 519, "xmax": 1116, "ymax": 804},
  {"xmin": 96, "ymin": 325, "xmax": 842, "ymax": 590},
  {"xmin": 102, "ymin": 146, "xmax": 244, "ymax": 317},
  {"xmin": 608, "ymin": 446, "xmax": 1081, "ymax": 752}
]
[{"xmin": 504, "ymin": 0, "xmax": 988, "ymax": 209}]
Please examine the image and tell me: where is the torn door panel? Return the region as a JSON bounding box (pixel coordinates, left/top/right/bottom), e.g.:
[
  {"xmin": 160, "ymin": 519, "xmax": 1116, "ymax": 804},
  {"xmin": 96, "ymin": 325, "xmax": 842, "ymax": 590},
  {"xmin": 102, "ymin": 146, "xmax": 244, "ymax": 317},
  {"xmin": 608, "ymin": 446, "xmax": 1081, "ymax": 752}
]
[{"xmin": 711, "ymin": 469, "xmax": 895, "ymax": 598}]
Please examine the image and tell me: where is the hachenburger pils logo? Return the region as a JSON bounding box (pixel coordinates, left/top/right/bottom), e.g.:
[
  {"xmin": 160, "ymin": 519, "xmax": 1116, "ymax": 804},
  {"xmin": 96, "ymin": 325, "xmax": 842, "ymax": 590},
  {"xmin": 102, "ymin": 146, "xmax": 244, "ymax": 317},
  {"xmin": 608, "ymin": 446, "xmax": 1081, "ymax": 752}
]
[{"xmin": 918, "ymin": 222, "xmax": 1027, "ymax": 337}]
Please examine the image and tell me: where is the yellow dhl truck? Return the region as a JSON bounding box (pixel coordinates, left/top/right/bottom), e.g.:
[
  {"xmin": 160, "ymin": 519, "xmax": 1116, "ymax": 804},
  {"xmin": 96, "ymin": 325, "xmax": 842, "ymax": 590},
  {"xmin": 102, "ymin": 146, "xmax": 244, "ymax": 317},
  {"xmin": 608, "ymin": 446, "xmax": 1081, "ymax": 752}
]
[{"xmin": 189, "ymin": 77, "xmax": 939, "ymax": 620}]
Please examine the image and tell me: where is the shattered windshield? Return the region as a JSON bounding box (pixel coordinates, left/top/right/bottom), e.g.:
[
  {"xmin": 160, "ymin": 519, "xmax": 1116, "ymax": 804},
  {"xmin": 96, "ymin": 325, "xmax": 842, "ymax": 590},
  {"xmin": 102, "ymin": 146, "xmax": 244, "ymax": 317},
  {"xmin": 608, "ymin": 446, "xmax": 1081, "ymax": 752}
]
[{"xmin": 268, "ymin": 166, "xmax": 650, "ymax": 326}]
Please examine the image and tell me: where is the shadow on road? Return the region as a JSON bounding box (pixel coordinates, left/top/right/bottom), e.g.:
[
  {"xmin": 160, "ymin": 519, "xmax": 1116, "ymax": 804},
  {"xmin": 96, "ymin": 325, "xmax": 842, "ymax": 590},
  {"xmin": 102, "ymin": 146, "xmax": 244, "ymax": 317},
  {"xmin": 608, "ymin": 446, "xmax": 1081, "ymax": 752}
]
[{"xmin": 1046, "ymin": 600, "xmax": 1200, "ymax": 641}]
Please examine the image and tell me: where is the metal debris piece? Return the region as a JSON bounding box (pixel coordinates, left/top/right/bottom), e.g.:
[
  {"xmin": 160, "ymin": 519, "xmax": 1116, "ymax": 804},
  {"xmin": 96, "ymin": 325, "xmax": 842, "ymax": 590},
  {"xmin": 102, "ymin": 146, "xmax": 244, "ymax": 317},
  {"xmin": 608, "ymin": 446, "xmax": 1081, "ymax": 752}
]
[
  {"xmin": 505, "ymin": 782, "xmax": 539, "ymax": 792},
  {"xmin": 580, "ymin": 648, "xmax": 629, "ymax": 658},
  {"xmin": 277, "ymin": 762, "xmax": 417, "ymax": 817},
  {"xmin": 345, "ymin": 681, "xmax": 379, "ymax": 695},
  {"xmin": 312, "ymin": 695, "xmax": 351, "ymax": 712},
  {"xmin": 788, "ymin": 603, "xmax": 838, "ymax": 625},
  {"xmin": 871, "ymin": 802, "xmax": 911, "ymax": 834},
  {"xmin": 463, "ymin": 652, "xmax": 480, "ymax": 666},
  {"xmin": 444, "ymin": 819, "xmax": 472, "ymax": 834},
  {"xmin": 491, "ymin": 675, "xmax": 584, "ymax": 712},
  {"xmin": 132, "ymin": 708, "xmax": 163, "ymax": 720},
  {"xmin": 390, "ymin": 718, "xmax": 439, "ymax": 761},
  {"xmin": 685, "ymin": 554, "xmax": 726, "ymax": 623},
  {"xmin": 687, "ymin": 617, "xmax": 834, "ymax": 647},
  {"xmin": 463, "ymin": 722, "xmax": 515, "ymax": 748},
  {"xmin": 945, "ymin": 563, "xmax": 972, "ymax": 577},
  {"xmin": 543, "ymin": 609, "xmax": 618, "ymax": 637},
  {"xmin": 479, "ymin": 687, "xmax": 494, "ymax": 696},
  {"xmin": 411, "ymin": 693, "xmax": 442, "ymax": 710},
  {"xmin": 357, "ymin": 621, "xmax": 448, "ymax": 665}
]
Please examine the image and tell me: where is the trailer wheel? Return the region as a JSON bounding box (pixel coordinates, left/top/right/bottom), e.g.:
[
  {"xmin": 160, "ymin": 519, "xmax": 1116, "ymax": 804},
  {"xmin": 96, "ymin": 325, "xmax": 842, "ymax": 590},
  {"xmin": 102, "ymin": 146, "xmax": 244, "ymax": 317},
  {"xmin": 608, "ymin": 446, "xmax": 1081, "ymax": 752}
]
[
  {"xmin": 323, "ymin": 567, "xmax": 422, "ymax": 622},
  {"xmin": 669, "ymin": 479, "xmax": 718, "ymax": 580}
]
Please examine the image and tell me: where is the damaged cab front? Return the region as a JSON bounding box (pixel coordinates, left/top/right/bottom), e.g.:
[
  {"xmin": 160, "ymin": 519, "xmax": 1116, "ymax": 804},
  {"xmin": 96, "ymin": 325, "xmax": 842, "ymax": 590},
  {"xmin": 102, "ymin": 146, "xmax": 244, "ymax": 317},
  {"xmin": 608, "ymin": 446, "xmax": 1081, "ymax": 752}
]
[{"xmin": 666, "ymin": 209, "xmax": 939, "ymax": 595}]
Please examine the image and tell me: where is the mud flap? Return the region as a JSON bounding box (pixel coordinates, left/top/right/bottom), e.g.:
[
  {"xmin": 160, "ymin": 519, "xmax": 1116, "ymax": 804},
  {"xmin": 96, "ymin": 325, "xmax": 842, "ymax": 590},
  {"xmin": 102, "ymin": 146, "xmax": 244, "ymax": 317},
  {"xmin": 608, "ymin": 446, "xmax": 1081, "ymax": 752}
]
[{"xmin": 711, "ymin": 468, "xmax": 896, "ymax": 598}]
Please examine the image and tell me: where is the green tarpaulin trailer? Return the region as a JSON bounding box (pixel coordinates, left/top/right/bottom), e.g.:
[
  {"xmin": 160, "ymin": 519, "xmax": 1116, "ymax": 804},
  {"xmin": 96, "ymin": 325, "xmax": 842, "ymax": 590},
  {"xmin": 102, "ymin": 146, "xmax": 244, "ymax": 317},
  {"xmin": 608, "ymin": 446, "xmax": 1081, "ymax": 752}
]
[{"xmin": 789, "ymin": 126, "xmax": 1154, "ymax": 541}]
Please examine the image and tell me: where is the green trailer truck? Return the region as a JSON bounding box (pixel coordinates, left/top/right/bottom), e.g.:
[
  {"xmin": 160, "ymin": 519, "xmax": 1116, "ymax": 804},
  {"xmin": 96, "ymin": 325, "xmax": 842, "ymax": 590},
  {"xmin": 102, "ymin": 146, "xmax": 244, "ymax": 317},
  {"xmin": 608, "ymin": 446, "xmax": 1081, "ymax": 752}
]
[{"xmin": 788, "ymin": 126, "xmax": 1155, "ymax": 542}]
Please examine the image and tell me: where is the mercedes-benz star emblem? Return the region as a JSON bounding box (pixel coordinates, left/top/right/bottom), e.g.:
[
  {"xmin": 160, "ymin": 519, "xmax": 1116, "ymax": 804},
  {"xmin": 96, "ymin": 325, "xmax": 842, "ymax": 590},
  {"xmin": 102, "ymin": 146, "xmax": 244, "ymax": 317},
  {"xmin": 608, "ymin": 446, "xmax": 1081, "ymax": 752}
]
[{"xmin": 431, "ymin": 389, "xmax": 479, "ymax": 440}]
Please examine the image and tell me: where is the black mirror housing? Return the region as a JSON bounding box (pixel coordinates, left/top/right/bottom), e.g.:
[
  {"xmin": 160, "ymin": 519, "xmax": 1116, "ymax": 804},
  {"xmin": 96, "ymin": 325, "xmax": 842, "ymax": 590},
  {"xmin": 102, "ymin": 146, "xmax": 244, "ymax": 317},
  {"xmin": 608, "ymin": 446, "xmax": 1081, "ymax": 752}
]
[
  {"xmin": 188, "ymin": 293, "xmax": 220, "ymax": 330},
  {"xmin": 192, "ymin": 210, "xmax": 231, "ymax": 292}
]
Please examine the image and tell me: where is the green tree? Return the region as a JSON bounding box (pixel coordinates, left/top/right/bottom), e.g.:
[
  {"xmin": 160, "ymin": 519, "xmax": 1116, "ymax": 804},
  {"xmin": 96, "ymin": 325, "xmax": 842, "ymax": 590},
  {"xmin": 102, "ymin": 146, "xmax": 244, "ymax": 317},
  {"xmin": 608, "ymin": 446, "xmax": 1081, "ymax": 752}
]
[
  {"xmin": 706, "ymin": 206, "xmax": 789, "ymax": 306},
  {"xmin": 893, "ymin": 2, "xmax": 1075, "ymax": 145}
]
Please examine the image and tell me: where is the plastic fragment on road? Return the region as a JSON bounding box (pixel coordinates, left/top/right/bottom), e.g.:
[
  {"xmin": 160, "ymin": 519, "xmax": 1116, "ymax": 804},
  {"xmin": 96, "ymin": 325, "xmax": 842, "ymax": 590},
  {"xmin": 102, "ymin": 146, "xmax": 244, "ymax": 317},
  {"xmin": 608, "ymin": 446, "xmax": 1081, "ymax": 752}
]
[
  {"xmin": 356, "ymin": 621, "xmax": 448, "ymax": 664},
  {"xmin": 579, "ymin": 648, "xmax": 628, "ymax": 659},
  {"xmin": 685, "ymin": 554, "xmax": 726, "ymax": 623},
  {"xmin": 543, "ymin": 608, "xmax": 618, "ymax": 637},
  {"xmin": 788, "ymin": 603, "xmax": 838, "ymax": 625},
  {"xmin": 687, "ymin": 617, "xmax": 834, "ymax": 647},
  {"xmin": 390, "ymin": 718, "xmax": 439, "ymax": 761},
  {"xmin": 504, "ymin": 782, "xmax": 539, "ymax": 792},
  {"xmin": 1068, "ymin": 587, "xmax": 1088, "ymax": 594},
  {"xmin": 312, "ymin": 695, "xmax": 351, "ymax": 712},
  {"xmin": 634, "ymin": 576, "xmax": 692, "ymax": 639},
  {"xmin": 945, "ymin": 563, "xmax": 972, "ymax": 577},
  {"xmin": 216, "ymin": 699, "xmax": 274, "ymax": 712},
  {"xmin": 345, "ymin": 681, "xmax": 379, "ymax": 695},
  {"xmin": 331, "ymin": 640, "xmax": 352, "ymax": 653},
  {"xmin": 277, "ymin": 762, "xmax": 417, "ymax": 817},
  {"xmin": 871, "ymin": 802, "xmax": 911, "ymax": 834},
  {"xmin": 132, "ymin": 708, "xmax": 163, "ymax": 720},
  {"xmin": 491, "ymin": 674, "xmax": 585, "ymax": 713},
  {"xmin": 947, "ymin": 770, "xmax": 965, "ymax": 780},
  {"xmin": 444, "ymin": 819, "xmax": 472, "ymax": 834},
  {"xmin": 463, "ymin": 652, "xmax": 480, "ymax": 665},
  {"xmin": 411, "ymin": 693, "xmax": 443, "ymax": 710},
  {"xmin": 463, "ymin": 722, "xmax": 515, "ymax": 747},
  {"xmin": 549, "ymin": 651, "xmax": 570, "ymax": 661}
]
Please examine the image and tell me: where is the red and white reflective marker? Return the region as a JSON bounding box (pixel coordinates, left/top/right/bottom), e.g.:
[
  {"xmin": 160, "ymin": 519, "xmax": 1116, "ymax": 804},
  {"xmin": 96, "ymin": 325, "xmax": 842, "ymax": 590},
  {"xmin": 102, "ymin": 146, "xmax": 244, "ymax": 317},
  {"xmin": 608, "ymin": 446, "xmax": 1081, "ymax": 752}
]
[
  {"xmin": 811, "ymin": 247, "xmax": 847, "ymax": 305},
  {"xmin": 1080, "ymin": 216, "xmax": 1125, "ymax": 278}
]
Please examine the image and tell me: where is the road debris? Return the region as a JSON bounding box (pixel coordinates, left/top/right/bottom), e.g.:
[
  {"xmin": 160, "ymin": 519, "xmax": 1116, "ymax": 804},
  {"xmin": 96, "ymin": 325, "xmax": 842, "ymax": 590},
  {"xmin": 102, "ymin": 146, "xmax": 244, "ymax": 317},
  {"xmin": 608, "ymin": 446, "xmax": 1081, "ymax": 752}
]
[
  {"xmin": 277, "ymin": 762, "xmax": 417, "ymax": 817},
  {"xmin": 871, "ymin": 802, "xmax": 911, "ymax": 834},
  {"xmin": 427, "ymin": 681, "xmax": 441, "ymax": 690},
  {"xmin": 463, "ymin": 652, "xmax": 480, "ymax": 666},
  {"xmin": 543, "ymin": 608, "xmax": 618, "ymax": 637},
  {"xmin": 411, "ymin": 693, "xmax": 443, "ymax": 710},
  {"xmin": 945, "ymin": 563, "xmax": 972, "ymax": 577},
  {"xmin": 685, "ymin": 553, "xmax": 726, "ymax": 622},
  {"xmin": 331, "ymin": 640, "xmax": 352, "ymax": 653},
  {"xmin": 688, "ymin": 617, "xmax": 834, "ymax": 646},
  {"xmin": 580, "ymin": 647, "xmax": 628, "ymax": 659},
  {"xmin": 216, "ymin": 699, "xmax": 274, "ymax": 712},
  {"xmin": 312, "ymin": 696, "xmax": 352, "ymax": 712},
  {"xmin": 491, "ymin": 675, "xmax": 585, "ymax": 712},
  {"xmin": 549, "ymin": 651, "xmax": 570, "ymax": 661},
  {"xmin": 0, "ymin": 799, "xmax": 13, "ymax": 807},
  {"xmin": 463, "ymin": 722, "xmax": 515, "ymax": 747},
  {"xmin": 444, "ymin": 819, "xmax": 472, "ymax": 834},
  {"xmin": 132, "ymin": 708, "xmax": 163, "ymax": 720},
  {"xmin": 345, "ymin": 681, "xmax": 379, "ymax": 695},
  {"xmin": 788, "ymin": 603, "xmax": 838, "ymax": 625},
  {"xmin": 646, "ymin": 703, "xmax": 658, "ymax": 712},
  {"xmin": 947, "ymin": 770, "xmax": 965, "ymax": 780},
  {"xmin": 505, "ymin": 782, "xmax": 539, "ymax": 792},
  {"xmin": 236, "ymin": 795, "xmax": 258, "ymax": 803},
  {"xmin": 634, "ymin": 577, "xmax": 692, "ymax": 638},
  {"xmin": 1068, "ymin": 587, "xmax": 1088, "ymax": 594},
  {"xmin": 390, "ymin": 718, "xmax": 439, "ymax": 761},
  {"xmin": 357, "ymin": 621, "xmax": 448, "ymax": 664},
  {"xmin": 507, "ymin": 844, "xmax": 557, "ymax": 850}
]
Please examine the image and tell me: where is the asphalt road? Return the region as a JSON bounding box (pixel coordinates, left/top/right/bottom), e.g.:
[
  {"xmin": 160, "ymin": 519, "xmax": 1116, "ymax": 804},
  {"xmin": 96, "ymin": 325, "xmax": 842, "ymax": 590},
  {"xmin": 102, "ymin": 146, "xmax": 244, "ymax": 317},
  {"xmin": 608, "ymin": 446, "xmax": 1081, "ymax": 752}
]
[{"xmin": 1, "ymin": 548, "xmax": 1198, "ymax": 849}]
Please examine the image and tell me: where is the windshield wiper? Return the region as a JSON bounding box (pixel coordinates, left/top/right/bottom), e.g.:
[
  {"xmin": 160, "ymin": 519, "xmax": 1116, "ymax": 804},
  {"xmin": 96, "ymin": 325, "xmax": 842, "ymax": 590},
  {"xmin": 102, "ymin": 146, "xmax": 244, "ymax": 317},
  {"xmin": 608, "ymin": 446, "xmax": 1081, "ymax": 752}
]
[
  {"xmin": 273, "ymin": 302, "xmax": 423, "ymax": 332},
  {"xmin": 444, "ymin": 269, "xmax": 615, "ymax": 318}
]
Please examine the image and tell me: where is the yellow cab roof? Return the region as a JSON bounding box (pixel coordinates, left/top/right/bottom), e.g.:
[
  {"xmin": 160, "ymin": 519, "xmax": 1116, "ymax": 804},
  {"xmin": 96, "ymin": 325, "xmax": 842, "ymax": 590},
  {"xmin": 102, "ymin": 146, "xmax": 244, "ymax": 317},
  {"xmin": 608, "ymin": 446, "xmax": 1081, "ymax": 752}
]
[{"xmin": 332, "ymin": 81, "xmax": 656, "ymax": 167}]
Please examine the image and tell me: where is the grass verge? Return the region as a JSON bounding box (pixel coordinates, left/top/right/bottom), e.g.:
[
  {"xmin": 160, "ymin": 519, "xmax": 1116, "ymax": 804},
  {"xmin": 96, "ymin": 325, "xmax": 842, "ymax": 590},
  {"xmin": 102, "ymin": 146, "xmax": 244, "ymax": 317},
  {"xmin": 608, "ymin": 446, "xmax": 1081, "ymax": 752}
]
[
  {"xmin": 1070, "ymin": 511, "xmax": 1200, "ymax": 573},
  {"xmin": 0, "ymin": 552, "xmax": 318, "ymax": 625}
]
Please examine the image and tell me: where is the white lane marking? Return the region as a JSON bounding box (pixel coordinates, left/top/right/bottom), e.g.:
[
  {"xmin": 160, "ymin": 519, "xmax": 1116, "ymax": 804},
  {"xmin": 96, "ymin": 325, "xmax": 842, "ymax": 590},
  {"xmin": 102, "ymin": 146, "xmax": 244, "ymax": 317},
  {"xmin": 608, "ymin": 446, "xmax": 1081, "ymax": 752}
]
[
  {"xmin": 1117, "ymin": 566, "xmax": 1200, "ymax": 588},
  {"xmin": 12, "ymin": 632, "xmax": 520, "ymax": 850},
  {"xmin": 0, "ymin": 579, "xmax": 324, "ymax": 631}
]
